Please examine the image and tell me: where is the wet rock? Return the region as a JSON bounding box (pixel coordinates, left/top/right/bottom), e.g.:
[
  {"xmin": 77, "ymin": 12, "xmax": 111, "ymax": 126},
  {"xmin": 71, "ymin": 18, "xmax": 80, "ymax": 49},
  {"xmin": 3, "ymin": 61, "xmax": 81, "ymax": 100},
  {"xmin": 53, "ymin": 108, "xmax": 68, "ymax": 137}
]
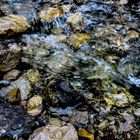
[
  {"xmin": 4, "ymin": 88, "xmax": 20, "ymax": 103},
  {"xmin": 11, "ymin": 2, "xmax": 38, "ymax": 26},
  {"xmin": 74, "ymin": 110, "xmax": 88, "ymax": 125},
  {"xmin": 28, "ymin": 122, "xmax": 78, "ymax": 140},
  {"xmin": 27, "ymin": 95, "xmax": 43, "ymax": 116},
  {"xmin": 69, "ymin": 33, "xmax": 91, "ymax": 48},
  {"xmin": 119, "ymin": 113, "xmax": 134, "ymax": 132},
  {"xmin": 134, "ymin": 108, "xmax": 140, "ymax": 117},
  {"xmin": 0, "ymin": 50, "xmax": 20, "ymax": 72},
  {"xmin": 3, "ymin": 69, "xmax": 21, "ymax": 81},
  {"xmin": 74, "ymin": 0, "xmax": 88, "ymax": 5},
  {"xmin": 45, "ymin": 79, "xmax": 85, "ymax": 107},
  {"xmin": 98, "ymin": 120, "xmax": 109, "ymax": 131},
  {"xmin": 78, "ymin": 128, "xmax": 94, "ymax": 140},
  {"xmin": 21, "ymin": 34, "xmax": 74, "ymax": 74},
  {"xmin": 39, "ymin": 6, "xmax": 64, "ymax": 23},
  {"xmin": 104, "ymin": 84, "xmax": 134, "ymax": 108},
  {"xmin": 0, "ymin": 14, "xmax": 30, "ymax": 36},
  {"xmin": 119, "ymin": 0, "xmax": 128, "ymax": 5},
  {"xmin": 26, "ymin": 69, "xmax": 41, "ymax": 85},
  {"xmin": 0, "ymin": 99, "xmax": 33, "ymax": 138},
  {"xmin": 0, "ymin": 76, "xmax": 32, "ymax": 100},
  {"xmin": 127, "ymin": 30, "xmax": 139, "ymax": 38},
  {"xmin": 67, "ymin": 12, "xmax": 84, "ymax": 32}
]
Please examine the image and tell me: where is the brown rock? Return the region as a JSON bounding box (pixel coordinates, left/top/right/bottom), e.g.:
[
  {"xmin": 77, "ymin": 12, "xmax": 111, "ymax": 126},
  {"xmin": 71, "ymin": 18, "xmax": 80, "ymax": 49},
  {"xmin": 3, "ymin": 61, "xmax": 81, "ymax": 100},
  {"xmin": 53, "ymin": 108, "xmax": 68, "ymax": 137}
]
[
  {"xmin": 0, "ymin": 14, "xmax": 30, "ymax": 36},
  {"xmin": 3, "ymin": 69, "xmax": 21, "ymax": 80},
  {"xmin": 0, "ymin": 50, "xmax": 20, "ymax": 72}
]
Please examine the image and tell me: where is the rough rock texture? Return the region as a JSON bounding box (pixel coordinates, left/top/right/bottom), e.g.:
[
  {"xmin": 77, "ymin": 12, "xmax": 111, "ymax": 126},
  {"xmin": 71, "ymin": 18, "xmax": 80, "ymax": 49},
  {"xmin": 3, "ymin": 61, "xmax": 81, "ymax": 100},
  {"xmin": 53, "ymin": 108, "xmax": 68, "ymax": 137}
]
[
  {"xmin": 0, "ymin": 76, "xmax": 32, "ymax": 100},
  {"xmin": 0, "ymin": 14, "xmax": 30, "ymax": 36},
  {"xmin": 27, "ymin": 95, "xmax": 43, "ymax": 116},
  {"xmin": 0, "ymin": 50, "xmax": 21, "ymax": 72},
  {"xmin": 28, "ymin": 123, "xmax": 78, "ymax": 140},
  {"xmin": 67, "ymin": 12, "xmax": 84, "ymax": 31},
  {"xmin": 0, "ymin": 99, "xmax": 33, "ymax": 138}
]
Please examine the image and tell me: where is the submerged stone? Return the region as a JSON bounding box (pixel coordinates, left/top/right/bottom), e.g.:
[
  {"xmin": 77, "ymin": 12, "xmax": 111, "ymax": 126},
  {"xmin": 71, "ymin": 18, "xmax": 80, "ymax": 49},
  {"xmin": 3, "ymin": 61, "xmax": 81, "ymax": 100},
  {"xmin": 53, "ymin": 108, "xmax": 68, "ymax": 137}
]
[
  {"xmin": 67, "ymin": 12, "xmax": 84, "ymax": 32},
  {"xmin": 0, "ymin": 76, "xmax": 32, "ymax": 100},
  {"xmin": 69, "ymin": 33, "xmax": 91, "ymax": 48},
  {"xmin": 39, "ymin": 7, "xmax": 64, "ymax": 23},
  {"xmin": 0, "ymin": 14, "xmax": 30, "ymax": 36},
  {"xmin": 26, "ymin": 69, "xmax": 41, "ymax": 85},
  {"xmin": 45, "ymin": 79, "xmax": 85, "ymax": 107}
]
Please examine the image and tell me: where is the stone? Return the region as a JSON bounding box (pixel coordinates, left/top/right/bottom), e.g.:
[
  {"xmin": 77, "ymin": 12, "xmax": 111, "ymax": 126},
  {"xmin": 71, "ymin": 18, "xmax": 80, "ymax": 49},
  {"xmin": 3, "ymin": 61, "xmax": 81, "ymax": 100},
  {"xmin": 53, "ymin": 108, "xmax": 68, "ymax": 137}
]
[
  {"xmin": 134, "ymin": 108, "xmax": 140, "ymax": 117},
  {"xmin": 0, "ymin": 76, "xmax": 32, "ymax": 100},
  {"xmin": 67, "ymin": 12, "xmax": 84, "ymax": 32},
  {"xmin": 26, "ymin": 69, "xmax": 41, "ymax": 85},
  {"xmin": 27, "ymin": 95, "xmax": 43, "ymax": 116},
  {"xmin": 69, "ymin": 33, "xmax": 91, "ymax": 48},
  {"xmin": 104, "ymin": 85, "xmax": 134, "ymax": 108},
  {"xmin": 0, "ymin": 14, "xmax": 30, "ymax": 36},
  {"xmin": 127, "ymin": 30, "xmax": 139, "ymax": 38},
  {"xmin": 0, "ymin": 100, "xmax": 33, "ymax": 138},
  {"xmin": 3, "ymin": 69, "xmax": 21, "ymax": 81},
  {"xmin": 78, "ymin": 128, "xmax": 94, "ymax": 140},
  {"xmin": 119, "ymin": 0, "xmax": 128, "ymax": 5},
  {"xmin": 39, "ymin": 7, "xmax": 64, "ymax": 23},
  {"xmin": 98, "ymin": 120, "xmax": 109, "ymax": 131},
  {"xmin": 45, "ymin": 79, "xmax": 85, "ymax": 107},
  {"xmin": 4, "ymin": 88, "xmax": 20, "ymax": 102},
  {"xmin": 28, "ymin": 123, "xmax": 78, "ymax": 140},
  {"xmin": 74, "ymin": 110, "xmax": 88, "ymax": 125},
  {"xmin": 0, "ymin": 50, "xmax": 21, "ymax": 72}
]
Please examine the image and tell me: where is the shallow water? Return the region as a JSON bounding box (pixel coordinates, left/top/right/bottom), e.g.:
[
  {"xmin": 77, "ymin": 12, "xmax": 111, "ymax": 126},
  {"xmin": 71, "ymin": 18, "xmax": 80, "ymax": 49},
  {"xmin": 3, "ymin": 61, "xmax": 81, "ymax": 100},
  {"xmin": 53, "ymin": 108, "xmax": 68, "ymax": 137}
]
[{"xmin": 0, "ymin": 0, "xmax": 140, "ymax": 139}]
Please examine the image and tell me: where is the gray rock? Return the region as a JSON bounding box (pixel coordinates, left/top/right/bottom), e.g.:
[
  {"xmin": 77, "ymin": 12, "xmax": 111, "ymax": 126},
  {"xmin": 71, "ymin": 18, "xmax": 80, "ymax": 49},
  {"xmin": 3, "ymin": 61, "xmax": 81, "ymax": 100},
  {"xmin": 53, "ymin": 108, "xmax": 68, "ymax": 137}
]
[
  {"xmin": 28, "ymin": 123, "xmax": 78, "ymax": 140},
  {"xmin": 0, "ymin": 76, "xmax": 32, "ymax": 100},
  {"xmin": 134, "ymin": 108, "xmax": 140, "ymax": 117}
]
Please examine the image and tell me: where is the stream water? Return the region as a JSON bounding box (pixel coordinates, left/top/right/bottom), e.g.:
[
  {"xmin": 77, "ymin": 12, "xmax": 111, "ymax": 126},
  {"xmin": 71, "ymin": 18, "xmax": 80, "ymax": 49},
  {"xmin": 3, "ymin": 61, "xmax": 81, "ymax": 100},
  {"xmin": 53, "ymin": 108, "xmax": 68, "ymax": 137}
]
[{"xmin": 0, "ymin": 0, "xmax": 140, "ymax": 140}]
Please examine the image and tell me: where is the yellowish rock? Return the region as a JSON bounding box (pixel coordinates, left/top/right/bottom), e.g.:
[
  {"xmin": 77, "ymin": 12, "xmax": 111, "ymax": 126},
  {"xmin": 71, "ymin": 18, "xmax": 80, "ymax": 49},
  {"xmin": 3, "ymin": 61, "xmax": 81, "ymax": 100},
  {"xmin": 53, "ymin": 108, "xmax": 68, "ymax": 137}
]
[
  {"xmin": 78, "ymin": 128, "xmax": 94, "ymax": 140},
  {"xmin": 39, "ymin": 7, "xmax": 64, "ymax": 23},
  {"xmin": 4, "ymin": 88, "xmax": 20, "ymax": 102},
  {"xmin": 127, "ymin": 30, "xmax": 139, "ymax": 38},
  {"xmin": 27, "ymin": 95, "xmax": 43, "ymax": 116},
  {"xmin": 67, "ymin": 12, "xmax": 84, "ymax": 32},
  {"xmin": 69, "ymin": 33, "xmax": 91, "ymax": 48},
  {"xmin": 0, "ymin": 14, "xmax": 30, "ymax": 36},
  {"xmin": 3, "ymin": 69, "xmax": 21, "ymax": 81},
  {"xmin": 104, "ymin": 85, "xmax": 134, "ymax": 108},
  {"xmin": 26, "ymin": 69, "xmax": 41, "ymax": 85}
]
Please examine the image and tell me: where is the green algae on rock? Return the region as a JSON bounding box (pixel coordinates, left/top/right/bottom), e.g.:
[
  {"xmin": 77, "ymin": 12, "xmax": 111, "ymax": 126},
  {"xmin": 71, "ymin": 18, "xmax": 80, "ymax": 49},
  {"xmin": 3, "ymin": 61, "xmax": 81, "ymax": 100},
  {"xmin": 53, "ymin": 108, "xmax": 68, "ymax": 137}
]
[
  {"xmin": 0, "ymin": 14, "xmax": 30, "ymax": 36},
  {"xmin": 69, "ymin": 33, "xmax": 91, "ymax": 48},
  {"xmin": 0, "ymin": 76, "xmax": 32, "ymax": 100},
  {"xmin": 26, "ymin": 69, "xmax": 41, "ymax": 85},
  {"xmin": 104, "ymin": 84, "xmax": 134, "ymax": 108},
  {"xmin": 4, "ymin": 88, "xmax": 20, "ymax": 103}
]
